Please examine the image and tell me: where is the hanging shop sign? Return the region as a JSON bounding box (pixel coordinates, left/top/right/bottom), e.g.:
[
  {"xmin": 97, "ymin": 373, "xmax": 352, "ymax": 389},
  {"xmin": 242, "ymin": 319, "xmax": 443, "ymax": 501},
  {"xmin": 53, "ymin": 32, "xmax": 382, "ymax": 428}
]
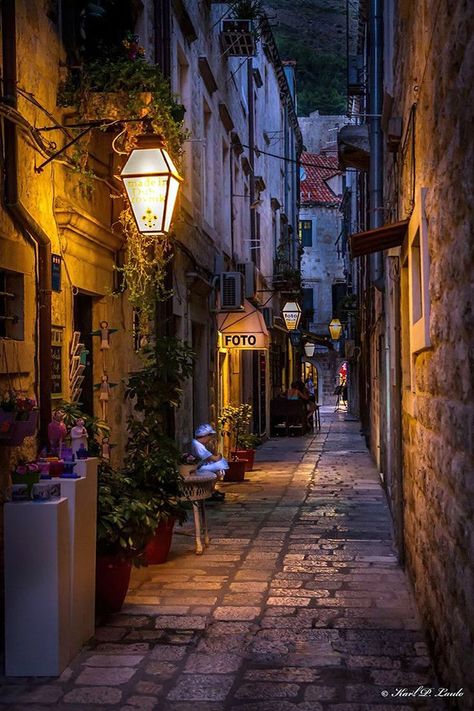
[{"xmin": 217, "ymin": 300, "xmax": 269, "ymax": 350}]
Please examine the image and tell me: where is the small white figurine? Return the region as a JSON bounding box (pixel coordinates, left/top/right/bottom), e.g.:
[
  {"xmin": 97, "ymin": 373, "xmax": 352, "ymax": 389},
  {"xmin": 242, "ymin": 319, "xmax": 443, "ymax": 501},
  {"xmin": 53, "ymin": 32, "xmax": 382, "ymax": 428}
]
[{"xmin": 70, "ymin": 417, "xmax": 88, "ymax": 457}]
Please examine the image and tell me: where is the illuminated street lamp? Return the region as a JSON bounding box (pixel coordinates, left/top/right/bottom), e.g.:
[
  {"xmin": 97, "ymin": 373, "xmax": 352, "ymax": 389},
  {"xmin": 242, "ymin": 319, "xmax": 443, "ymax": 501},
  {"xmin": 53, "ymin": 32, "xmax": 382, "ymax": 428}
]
[
  {"xmin": 282, "ymin": 301, "xmax": 302, "ymax": 331},
  {"xmin": 328, "ymin": 318, "xmax": 343, "ymax": 340},
  {"xmin": 304, "ymin": 342, "xmax": 315, "ymax": 358},
  {"xmin": 121, "ymin": 134, "xmax": 183, "ymax": 235}
]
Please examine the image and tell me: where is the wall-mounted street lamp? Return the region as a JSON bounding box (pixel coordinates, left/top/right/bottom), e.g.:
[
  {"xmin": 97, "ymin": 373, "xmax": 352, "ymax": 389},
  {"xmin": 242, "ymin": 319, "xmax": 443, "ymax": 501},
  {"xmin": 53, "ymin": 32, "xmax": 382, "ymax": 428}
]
[
  {"xmin": 282, "ymin": 301, "xmax": 302, "ymax": 331},
  {"xmin": 304, "ymin": 342, "xmax": 315, "ymax": 358},
  {"xmin": 328, "ymin": 318, "xmax": 343, "ymax": 341},
  {"xmin": 120, "ymin": 134, "xmax": 183, "ymax": 236}
]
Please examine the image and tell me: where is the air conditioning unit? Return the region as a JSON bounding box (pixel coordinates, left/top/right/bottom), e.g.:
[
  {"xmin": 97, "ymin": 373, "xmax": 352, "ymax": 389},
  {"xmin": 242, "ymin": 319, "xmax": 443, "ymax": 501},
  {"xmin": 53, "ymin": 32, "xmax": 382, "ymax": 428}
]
[
  {"xmin": 262, "ymin": 307, "xmax": 274, "ymax": 329},
  {"xmin": 236, "ymin": 261, "xmax": 257, "ymax": 299},
  {"xmin": 219, "ymin": 272, "xmax": 244, "ymax": 311}
]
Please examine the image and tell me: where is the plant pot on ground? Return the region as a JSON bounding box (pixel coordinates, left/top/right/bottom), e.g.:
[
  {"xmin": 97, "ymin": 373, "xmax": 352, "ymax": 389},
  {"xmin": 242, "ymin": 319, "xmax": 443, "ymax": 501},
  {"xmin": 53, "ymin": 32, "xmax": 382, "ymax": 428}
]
[
  {"xmin": 232, "ymin": 433, "xmax": 262, "ymax": 471},
  {"xmin": 96, "ymin": 462, "xmax": 157, "ymax": 613},
  {"xmin": 144, "ymin": 516, "xmax": 176, "ymax": 564},
  {"xmin": 124, "ymin": 340, "xmax": 194, "ymax": 561},
  {"xmin": 224, "ymin": 458, "xmax": 247, "ymax": 482}
]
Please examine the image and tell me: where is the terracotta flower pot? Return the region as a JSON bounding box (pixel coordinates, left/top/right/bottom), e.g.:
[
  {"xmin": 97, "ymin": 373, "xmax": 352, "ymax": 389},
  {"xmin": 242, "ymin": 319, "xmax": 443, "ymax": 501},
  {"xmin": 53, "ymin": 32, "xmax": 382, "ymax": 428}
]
[
  {"xmin": 224, "ymin": 459, "xmax": 246, "ymax": 482},
  {"xmin": 96, "ymin": 555, "xmax": 132, "ymax": 613},
  {"xmin": 233, "ymin": 449, "xmax": 256, "ymax": 471},
  {"xmin": 145, "ymin": 517, "xmax": 176, "ymax": 564}
]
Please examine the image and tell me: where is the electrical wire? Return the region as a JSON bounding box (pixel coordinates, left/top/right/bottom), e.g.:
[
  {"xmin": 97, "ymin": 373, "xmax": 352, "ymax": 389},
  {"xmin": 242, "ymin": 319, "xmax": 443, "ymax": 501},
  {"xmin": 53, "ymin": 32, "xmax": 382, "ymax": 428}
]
[{"xmin": 240, "ymin": 142, "xmax": 342, "ymax": 172}]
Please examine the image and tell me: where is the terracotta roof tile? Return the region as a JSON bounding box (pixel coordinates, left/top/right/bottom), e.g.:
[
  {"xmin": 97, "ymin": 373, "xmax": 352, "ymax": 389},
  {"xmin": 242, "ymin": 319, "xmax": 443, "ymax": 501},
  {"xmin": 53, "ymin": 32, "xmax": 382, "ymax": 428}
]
[{"xmin": 300, "ymin": 152, "xmax": 342, "ymax": 205}]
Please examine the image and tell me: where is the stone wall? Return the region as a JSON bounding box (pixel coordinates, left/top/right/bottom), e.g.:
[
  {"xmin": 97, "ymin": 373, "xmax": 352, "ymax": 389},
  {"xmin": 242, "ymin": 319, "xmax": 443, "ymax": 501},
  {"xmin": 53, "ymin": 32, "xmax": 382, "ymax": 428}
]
[
  {"xmin": 389, "ymin": 0, "xmax": 474, "ymax": 702},
  {"xmin": 298, "ymin": 111, "xmax": 349, "ymax": 153}
]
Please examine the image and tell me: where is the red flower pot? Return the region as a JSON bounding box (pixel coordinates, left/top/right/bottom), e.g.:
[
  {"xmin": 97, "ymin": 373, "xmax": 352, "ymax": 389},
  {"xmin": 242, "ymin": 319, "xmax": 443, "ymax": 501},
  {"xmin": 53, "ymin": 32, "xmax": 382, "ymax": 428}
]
[
  {"xmin": 145, "ymin": 517, "xmax": 176, "ymax": 564},
  {"xmin": 224, "ymin": 459, "xmax": 246, "ymax": 482},
  {"xmin": 96, "ymin": 555, "xmax": 132, "ymax": 613},
  {"xmin": 233, "ymin": 449, "xmax": 256, "ymax": 471}
]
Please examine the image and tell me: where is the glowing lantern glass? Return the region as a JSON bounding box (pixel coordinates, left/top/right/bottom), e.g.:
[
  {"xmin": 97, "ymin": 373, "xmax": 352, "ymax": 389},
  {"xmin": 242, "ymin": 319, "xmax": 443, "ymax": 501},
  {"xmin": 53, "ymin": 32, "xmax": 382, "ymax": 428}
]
[
  {"xmin": 121, "ymin": 135, "xmax": 183, "ymax": 236},
  {"xmin": 304, "ymin": 342, "xmax": 315, "ymax": 358},
  {"xmin": 329, "ymin": 318, "xmax": 343, "ymax": 340},
  {"xmin": 282, "ymin": 301, "xmax": 302, "ymax": 331}
]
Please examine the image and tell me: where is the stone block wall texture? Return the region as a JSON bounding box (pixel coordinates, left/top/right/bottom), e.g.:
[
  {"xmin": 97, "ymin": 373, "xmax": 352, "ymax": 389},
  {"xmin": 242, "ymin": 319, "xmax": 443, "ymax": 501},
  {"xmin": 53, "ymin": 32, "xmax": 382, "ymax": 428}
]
[{"xmin": 391, "ymin": 0, "xmax": 474, "ymax": 703}]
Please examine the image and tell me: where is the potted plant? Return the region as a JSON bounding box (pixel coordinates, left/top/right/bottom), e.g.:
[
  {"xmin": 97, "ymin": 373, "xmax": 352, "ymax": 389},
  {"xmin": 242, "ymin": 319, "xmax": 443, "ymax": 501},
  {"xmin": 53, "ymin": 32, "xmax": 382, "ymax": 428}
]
[
  {"xmin": 96, "ymin": 462, "xmax": 157, "ymax": 612},
  {"xmin": 124, "ymin": 339, "xmax": 194, "ymax": 563},
  {"xmin": 220, "ymin": 1, "xmax": 262, "ymax": 57},
  {"xmin": 218, "ymin": 403, "xmax": 252, "ymax": 481},
  {"xmin": 233, "ymin": 433, "xmax": 262, "ymax": 471}
]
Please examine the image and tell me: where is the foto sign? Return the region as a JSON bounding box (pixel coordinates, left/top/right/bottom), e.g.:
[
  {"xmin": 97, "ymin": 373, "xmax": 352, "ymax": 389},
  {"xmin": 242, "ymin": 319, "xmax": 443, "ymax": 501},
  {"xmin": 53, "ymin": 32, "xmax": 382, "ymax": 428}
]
[{"xmin": 220, "ymin": 332, "xmax": 267, "ymax": 349}]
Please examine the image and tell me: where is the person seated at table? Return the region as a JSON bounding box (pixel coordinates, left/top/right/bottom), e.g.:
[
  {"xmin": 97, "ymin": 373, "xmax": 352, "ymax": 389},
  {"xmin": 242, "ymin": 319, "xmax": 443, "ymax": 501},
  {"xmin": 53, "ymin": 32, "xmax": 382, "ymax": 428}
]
[
  {"xmin": 286, "ymin": 381, "xmax": 316, "ymax": 431},
  {"xmin": 191, "ymin": 424, "xmax": 229, "ymax": 501}
]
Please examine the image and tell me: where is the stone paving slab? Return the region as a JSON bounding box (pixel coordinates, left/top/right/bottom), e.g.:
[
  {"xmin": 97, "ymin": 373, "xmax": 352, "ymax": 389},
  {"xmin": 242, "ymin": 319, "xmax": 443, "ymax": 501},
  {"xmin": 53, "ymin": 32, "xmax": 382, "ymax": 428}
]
[{"xmin": 0, "ymin": 411, "xmax": 450, "ymax": 710}]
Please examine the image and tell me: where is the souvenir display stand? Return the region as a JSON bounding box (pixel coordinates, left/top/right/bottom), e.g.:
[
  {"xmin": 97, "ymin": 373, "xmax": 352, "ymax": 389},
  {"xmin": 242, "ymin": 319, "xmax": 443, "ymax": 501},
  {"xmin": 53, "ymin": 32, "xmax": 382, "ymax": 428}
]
[
  {"xmin": 4, "ymin": 457, "xmax": 99, "ymax": 675},
  {"xmin": 4, "ymin": 498, "xmax": 71, "ymax": 676},
  {"xmin": 59, "ymin": 457, "xmax": 98, "ymax": 657}
]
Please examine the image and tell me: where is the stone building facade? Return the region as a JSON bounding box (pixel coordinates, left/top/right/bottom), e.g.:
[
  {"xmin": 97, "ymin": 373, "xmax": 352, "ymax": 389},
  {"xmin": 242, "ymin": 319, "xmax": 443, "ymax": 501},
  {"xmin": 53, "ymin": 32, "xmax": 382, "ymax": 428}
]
[
  {"xmin": 341, "ymin": 0, "xmax": 474, "ymax": 703},
  {"xmin": 0, "ymin": 2, "xmax": 300, "ymax": 483}
]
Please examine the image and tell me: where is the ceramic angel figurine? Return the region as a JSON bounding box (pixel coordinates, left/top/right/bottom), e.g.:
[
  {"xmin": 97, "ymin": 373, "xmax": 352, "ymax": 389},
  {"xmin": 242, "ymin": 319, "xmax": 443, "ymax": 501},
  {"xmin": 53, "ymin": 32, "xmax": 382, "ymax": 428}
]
[
  {"xmin": 91, "ymin": 321, "xmax": 118, "ymax": 351},
  {"xmin": 94, "ymin": 374, "xmax": 117, "ymax": 420},
  {"xmin": 70, "ymin": 417, "xmax": 88, "ymax": 457},
  {"xmin": 48, "ymin": 409, "xmax": 67, "ymax": 457}
]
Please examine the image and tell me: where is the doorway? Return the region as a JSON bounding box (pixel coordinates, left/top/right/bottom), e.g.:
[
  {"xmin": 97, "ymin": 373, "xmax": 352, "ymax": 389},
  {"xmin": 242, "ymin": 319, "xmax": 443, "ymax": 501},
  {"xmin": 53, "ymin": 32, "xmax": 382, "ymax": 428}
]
[{"xmin": 73, "ymin": 293, "xmax": 94, "ymax": 415}]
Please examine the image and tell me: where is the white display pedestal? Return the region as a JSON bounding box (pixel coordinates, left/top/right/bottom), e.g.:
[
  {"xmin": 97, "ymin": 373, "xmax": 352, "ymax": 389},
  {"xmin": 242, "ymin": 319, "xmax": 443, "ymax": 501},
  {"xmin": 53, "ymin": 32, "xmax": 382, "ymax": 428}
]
[
  {"xmin": 60, "ymin": 457, "xmax": 98, "ymax": 657},
  {"xmin": 4, "ymin": 498, "xmax": 71, "ymax": 676},
  {"xmin": 74, "ymin": 456, "xmax": 98, "ymax": 480}
]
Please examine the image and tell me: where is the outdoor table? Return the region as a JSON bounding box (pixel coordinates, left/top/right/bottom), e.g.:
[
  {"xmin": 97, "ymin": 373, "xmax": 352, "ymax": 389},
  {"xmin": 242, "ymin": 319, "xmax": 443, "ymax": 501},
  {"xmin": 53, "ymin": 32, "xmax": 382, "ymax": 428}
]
[{"xmin": 179, "ymin": 470, "xmax": 216, "ymax": 554}]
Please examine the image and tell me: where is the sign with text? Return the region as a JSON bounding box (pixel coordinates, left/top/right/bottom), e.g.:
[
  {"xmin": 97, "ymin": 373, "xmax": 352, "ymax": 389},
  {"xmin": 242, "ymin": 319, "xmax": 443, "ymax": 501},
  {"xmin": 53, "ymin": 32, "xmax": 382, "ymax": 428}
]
[
  {"xmin": 219, "ymin": 332, "xmax": 267, "ymax": 350},
  {"xmin": 51, "ymin": 326, "xmax": 64, "ymax": 396}
]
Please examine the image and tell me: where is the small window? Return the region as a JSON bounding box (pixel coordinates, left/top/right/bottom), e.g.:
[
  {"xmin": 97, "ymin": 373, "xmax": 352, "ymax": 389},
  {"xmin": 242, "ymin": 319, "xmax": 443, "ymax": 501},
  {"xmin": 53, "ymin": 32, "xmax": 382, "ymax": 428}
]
[
  {"xmin": 0, "ymin": 270, "xmax": 24, "ymax": 341},
  {"xmin": 299, "ymin": 220, "xmax": 313, "ymax": 247},
  {"xmin": 303, "ymin": 287, "xmax": 314, "ymax": 319}
]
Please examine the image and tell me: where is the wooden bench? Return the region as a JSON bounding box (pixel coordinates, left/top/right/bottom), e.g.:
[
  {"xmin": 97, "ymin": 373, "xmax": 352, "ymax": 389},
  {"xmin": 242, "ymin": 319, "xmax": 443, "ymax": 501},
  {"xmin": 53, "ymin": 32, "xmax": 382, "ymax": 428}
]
[{"xmin": 270, "ymin": 399, "xmax": 309, "ymax": 436}]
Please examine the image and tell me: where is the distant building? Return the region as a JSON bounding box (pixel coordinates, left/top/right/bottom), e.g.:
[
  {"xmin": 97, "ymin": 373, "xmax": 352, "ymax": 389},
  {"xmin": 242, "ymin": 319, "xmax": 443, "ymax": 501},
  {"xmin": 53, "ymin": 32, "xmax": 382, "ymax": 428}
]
[{"xmin": 298, "ymin": 114, "xmax": 349, "ymax": 404}]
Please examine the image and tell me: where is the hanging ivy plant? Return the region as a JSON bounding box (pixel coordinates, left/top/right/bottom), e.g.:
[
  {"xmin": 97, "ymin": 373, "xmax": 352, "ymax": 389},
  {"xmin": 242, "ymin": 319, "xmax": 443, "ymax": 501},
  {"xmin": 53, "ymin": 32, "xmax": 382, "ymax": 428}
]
[
  {"xmin": 116, "ymin": 206, "xmax": 172, "ymax": 325},
  {"xmin": 58, "ymin": 35, "xmax": 187, "ymax": 161}
]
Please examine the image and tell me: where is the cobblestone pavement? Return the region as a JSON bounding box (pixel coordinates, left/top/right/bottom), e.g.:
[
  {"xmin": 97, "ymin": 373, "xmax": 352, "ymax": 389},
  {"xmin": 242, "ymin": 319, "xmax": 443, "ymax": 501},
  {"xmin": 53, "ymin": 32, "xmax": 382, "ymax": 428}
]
[{"xmin": 0, "ymin": 410, "xmax": 446, "ymax": 710}]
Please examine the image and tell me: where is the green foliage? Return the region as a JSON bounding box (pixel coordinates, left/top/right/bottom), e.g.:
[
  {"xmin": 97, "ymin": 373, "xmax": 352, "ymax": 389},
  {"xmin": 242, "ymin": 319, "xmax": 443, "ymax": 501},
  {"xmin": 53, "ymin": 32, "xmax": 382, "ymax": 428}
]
[
  {"xmin": 218, "ymin": 403, "xmax": 253, "ymax": 452},
  {"xmin": 97, "ymin": 461, "xmax": 157, "ymax": 564},
  {"xmin": 272, "ymin": 27, "xmax": 347, "ymax": 116},
  {"xmin": 236, "ymin": 433, "xmax": 262, "ymax": 450},
  {"xmin": 58, "ymin": 55, "xmax": 187, "ymax": 160},
  {"xmin": 124, "ymin": 339, "xmax": 195, "ymax": 523},
  {"xmin": 232, "ymin": 0, "xmax": 264, "ymax": 20}
]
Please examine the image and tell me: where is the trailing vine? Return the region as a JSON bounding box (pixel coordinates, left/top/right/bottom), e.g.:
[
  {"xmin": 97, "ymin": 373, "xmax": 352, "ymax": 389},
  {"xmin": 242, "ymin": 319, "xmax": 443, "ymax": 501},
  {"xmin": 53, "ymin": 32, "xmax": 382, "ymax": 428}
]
[{"xmin": 117, "ymin": 206, "xmax": 172, "ymax": 325}]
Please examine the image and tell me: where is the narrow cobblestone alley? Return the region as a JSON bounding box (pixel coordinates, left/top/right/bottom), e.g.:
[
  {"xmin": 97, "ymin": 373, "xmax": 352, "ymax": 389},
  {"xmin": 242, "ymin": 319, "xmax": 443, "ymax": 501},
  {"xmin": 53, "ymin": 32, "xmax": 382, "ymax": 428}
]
[{"xmin": 1, "ymin": 411, "xmax": 445, "ymax": 710}]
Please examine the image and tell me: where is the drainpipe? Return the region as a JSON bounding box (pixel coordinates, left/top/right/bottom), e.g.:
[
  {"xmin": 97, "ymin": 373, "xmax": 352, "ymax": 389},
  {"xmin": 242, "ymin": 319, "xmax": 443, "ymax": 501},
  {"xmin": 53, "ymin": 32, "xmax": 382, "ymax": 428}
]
[
  {"xmin": 2, "ymin": 0, "xmax": 52, "ymax": 443},
  {"xmin": 368, "ymin": 0, "xmax": 384, "ymax": 286},
  {"xmin": 247, "ymin": 58, "xmax": 256, "ymax": 264}
]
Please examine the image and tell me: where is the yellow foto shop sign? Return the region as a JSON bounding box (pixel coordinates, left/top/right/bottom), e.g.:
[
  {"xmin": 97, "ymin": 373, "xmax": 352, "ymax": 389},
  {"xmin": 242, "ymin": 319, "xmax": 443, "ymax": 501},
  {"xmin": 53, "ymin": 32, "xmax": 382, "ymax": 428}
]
[{"xmin": 219, "ymin": 331, "xmax": 267, "ymax": 349}]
